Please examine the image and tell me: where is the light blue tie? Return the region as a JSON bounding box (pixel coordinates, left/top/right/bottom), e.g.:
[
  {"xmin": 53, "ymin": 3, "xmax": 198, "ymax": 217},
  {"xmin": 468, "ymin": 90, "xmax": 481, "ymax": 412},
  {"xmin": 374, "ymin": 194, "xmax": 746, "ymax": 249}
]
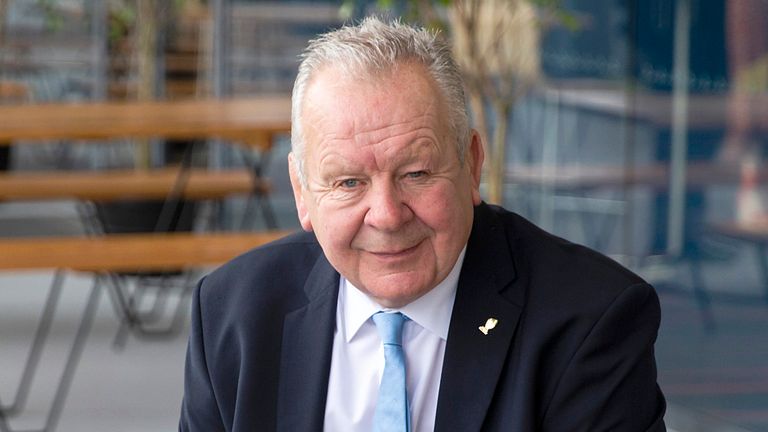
[{"xmin": 372, "ymin": 312, "xmax": 410, "ymax": 432}]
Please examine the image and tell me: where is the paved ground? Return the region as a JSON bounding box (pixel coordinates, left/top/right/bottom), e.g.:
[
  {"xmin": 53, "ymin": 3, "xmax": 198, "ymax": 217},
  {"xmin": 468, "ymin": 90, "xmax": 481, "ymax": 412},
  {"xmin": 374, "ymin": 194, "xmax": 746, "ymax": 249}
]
[{"xmin": 0, "ymin": 270, "xmax": 188, "ymax": 432}]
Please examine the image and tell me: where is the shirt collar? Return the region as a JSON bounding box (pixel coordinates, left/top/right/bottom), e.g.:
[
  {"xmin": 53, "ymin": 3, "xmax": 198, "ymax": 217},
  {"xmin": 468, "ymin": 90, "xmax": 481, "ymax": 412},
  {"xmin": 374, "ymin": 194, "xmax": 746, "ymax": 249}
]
[{"xmin": 340, "ymin": 246, "xmax": 466, "ymax": 343}]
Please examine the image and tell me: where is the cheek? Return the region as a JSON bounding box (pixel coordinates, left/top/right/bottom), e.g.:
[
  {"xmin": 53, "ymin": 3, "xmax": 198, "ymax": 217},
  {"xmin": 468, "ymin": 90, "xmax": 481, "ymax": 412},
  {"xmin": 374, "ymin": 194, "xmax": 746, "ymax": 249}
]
[
  {"xmin": 410, "ymin": 187, "xmax": 474, "ymax": 255},
  {"xmin": 412, "ymin": 187, "xmax": 467, "ymax": 228},
  {"xmin": 313, "ymin": 202, "xmax": 365, "ymax": 248}
]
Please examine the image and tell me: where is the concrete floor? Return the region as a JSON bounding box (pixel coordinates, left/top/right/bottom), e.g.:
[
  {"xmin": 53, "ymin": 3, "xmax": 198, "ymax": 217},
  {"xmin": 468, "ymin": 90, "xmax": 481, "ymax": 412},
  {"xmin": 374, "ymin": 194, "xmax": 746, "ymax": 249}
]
[{"xmin": 0, "ymin": 270, "xmax": 188, "ymax": 432}]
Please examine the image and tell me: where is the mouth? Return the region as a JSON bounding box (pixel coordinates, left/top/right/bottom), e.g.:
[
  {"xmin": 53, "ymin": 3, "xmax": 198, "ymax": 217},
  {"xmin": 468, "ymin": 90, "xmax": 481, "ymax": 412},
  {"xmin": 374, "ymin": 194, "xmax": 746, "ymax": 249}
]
[{"xmin": 368, "ymin": 242, "xmax": 421, "ymax": 259}]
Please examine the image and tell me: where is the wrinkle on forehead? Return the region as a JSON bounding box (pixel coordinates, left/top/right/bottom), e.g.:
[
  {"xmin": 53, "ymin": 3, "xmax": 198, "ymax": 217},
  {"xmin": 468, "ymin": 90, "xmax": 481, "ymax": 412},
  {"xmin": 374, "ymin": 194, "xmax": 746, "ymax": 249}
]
[
  {"xmin": 313, "ymin": 128, "xmax": 442, "ymax": 178},
  {"xmin": 305, "ymin": 83, "xmax": 440, "ymax": 136},
  {"xmin": 312, "ymin": 110, "xmax": 433, "ymax": 139},
  {"xmin": 300, "ymin": 62, "xmax": 453, "ymax": 176}
]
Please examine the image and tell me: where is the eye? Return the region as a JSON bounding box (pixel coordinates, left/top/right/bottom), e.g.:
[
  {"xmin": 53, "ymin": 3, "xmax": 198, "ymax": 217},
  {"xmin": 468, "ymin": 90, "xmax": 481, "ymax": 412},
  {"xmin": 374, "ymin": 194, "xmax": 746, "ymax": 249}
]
[
  {"xmin": 339, "ymin": 178, "xmax": 360, "ymax": 188},
  {"xmin": 406, "ymin": 171, "xmax": 428, "ymax": 179}
]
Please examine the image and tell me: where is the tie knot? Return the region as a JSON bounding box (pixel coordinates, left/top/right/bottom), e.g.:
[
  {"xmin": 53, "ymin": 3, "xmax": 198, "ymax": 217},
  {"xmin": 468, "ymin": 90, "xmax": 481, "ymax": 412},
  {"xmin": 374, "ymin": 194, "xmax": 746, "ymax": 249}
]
[{"xmin": 372, "ymin": 312, "xmax": 406, "ymax": 346}]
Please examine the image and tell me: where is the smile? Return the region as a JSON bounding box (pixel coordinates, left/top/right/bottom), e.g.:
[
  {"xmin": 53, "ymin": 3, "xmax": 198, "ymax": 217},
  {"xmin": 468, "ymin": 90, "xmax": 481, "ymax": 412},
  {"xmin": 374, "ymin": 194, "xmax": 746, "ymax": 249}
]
[{"xmin": 367, "ymin": 242, "xmax": 422, "ymax": 259}]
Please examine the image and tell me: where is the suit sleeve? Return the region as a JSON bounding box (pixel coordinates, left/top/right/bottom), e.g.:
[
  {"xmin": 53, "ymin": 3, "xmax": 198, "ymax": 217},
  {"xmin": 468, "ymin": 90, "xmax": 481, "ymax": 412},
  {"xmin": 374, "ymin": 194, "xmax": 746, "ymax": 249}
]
[
  {"xmin": 542, "ymin": 282, "xmax": 667, "ymax": 432},
  {"xmin": 179, "ymin": 278, "xmax": 226, "ymax": 432}
]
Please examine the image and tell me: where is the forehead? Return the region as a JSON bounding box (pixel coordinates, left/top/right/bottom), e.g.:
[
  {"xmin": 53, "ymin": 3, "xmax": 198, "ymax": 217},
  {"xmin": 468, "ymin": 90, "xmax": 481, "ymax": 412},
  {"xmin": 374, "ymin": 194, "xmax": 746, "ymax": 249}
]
[{"xmin": 300, "ymin": 63, "xmax": 449, "ymax": 144}]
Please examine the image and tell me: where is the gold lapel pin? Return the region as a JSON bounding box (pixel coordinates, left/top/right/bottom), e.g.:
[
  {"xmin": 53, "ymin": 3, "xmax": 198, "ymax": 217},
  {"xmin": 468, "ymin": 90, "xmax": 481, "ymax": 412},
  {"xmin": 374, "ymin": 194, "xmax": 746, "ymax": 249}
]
[{"xmin": 478, "ymin": 318, "xmax": 498, "ymax": 335}]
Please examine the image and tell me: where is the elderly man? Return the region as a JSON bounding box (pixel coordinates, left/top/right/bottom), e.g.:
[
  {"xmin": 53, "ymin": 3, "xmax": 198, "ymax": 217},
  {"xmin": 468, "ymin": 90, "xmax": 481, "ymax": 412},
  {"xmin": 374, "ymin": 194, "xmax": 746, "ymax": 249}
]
[{"xmin": 180, "ymin": 17, "xmax": 666, "ymax": 431}]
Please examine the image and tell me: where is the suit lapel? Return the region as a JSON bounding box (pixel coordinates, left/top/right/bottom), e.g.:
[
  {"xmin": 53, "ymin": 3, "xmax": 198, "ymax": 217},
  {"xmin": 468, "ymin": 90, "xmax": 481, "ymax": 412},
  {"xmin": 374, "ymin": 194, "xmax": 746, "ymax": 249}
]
[
  {"xmin": 276, "ymin": 252, "xmax": 339, "ymax": 432},
  {"xmin": 435, "ymin": 204, "xmax": 523, "ymax": 431}
]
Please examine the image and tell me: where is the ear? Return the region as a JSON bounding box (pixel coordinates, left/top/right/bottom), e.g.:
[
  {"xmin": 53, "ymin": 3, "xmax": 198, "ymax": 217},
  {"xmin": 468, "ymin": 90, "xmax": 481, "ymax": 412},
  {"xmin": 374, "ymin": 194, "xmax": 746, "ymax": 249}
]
[
  {"xmin": 467, "ymin": 130, "xmax": 485, "ymax": 205},
  {"xmin": 288, "ymin": 152, "xmax": 314, "ymax": 232}
]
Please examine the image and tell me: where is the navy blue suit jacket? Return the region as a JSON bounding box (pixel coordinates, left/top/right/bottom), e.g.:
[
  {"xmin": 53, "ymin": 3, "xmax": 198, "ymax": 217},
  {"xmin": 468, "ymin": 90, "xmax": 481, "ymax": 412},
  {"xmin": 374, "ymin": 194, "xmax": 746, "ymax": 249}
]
[{"xmin": 180, "ymin": 203, "xmax": 666, "ymax": 431}]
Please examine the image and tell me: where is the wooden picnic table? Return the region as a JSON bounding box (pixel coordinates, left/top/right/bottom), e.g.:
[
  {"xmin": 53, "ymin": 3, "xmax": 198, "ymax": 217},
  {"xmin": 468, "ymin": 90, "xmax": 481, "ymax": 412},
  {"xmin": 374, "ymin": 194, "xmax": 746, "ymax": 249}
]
[
  {"xmin": 0, "ymin": 167, "xmax": 265, "ymax": 202},
  {"xmin": 0, "ymin": 96, "xmax": 292, "ymax": 149},
  {"xmin": 0, "ymin": 230, "xmax": 292, "ymax": 272}
]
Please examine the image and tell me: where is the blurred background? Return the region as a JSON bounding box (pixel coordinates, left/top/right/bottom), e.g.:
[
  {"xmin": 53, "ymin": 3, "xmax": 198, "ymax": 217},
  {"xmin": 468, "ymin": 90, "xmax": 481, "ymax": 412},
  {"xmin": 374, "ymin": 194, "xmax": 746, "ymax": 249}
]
[{"xmin": 1, "ymin": 0, "xmax": 767, "ymax": 430}]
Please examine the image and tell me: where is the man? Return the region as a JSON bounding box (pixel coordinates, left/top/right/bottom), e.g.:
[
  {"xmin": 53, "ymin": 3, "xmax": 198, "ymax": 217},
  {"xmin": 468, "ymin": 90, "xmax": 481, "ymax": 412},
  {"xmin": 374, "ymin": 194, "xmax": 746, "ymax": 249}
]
[{"xmin": 180, "ymin": 17, "xmax": 666, "ymax": 431}]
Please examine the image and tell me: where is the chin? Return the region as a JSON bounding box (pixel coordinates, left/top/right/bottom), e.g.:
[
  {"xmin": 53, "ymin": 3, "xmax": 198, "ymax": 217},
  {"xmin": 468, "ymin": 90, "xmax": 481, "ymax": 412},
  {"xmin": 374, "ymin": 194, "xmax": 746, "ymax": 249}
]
[{"xmin": 365, "ymin": 275, "xmax": 432, "ymax": 307}]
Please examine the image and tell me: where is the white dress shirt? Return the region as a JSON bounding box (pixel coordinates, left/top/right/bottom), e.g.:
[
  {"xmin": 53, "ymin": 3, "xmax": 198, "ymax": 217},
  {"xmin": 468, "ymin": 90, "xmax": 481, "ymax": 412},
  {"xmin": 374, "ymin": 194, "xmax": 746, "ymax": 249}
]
[{"xmin": 323, "ymin": 248, "xmax": 465, "ymax": 432}]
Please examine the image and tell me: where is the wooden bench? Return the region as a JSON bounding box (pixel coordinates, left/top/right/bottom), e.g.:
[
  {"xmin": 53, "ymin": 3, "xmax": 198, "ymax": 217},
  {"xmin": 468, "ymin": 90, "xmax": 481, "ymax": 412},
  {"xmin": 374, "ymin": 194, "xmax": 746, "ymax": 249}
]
[
  {"xmin": 0, "ymin": 230, "xmax": 292, "ymax": 337},
  {"xmin": 0, "ymin": 167, "xmax": 267, "ymax": 202},
  {"xmin": 0, "ymin": 166, "xmax": 274, "ymax": 232},
  {"xmin": 0, "ymin": 97, "xmax": 291, "ymax": 151},
  {"xmin": 0, "ymin": 230, "xmax": 291, "ymax": 272},
  {"xmin": 0, "ymin": 230, "xmax": 292, "ymax": 432},
  {"xmin": 0, "ymin": 81, "xmax": 30, "ymax": 103}
]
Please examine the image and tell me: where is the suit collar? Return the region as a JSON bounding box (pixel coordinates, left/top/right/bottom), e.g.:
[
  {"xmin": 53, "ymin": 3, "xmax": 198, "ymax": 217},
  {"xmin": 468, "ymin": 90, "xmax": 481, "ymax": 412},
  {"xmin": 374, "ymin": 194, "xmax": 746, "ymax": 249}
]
[
  {"xmin": 276, "ymin": 249, "xmax": 339, "ymax": 432},
  {"xmin": 435, "ymin": 203, "xmax": 524, "ymax": 431},
  {"xmin": 464, "ymin": 203, "xmax": 519, "ymax": 295}
]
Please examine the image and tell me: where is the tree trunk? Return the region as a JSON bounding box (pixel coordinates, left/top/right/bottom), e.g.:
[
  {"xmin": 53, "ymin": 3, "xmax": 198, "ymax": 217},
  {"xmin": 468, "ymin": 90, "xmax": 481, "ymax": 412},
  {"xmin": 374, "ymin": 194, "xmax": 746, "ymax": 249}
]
[
  {"xmin": 134, "ymin": 0, "xmax": 158, "ymax": 170},
  {"xmin": 487, "ymin": 102, "xmax": 509, "ymax": 205}
]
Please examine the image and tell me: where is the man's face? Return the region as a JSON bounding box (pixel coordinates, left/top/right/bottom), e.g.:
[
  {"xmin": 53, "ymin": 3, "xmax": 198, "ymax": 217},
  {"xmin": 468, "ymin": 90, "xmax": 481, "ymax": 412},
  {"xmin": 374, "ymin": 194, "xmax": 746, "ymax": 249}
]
[{"xmin": 289, "ymin": 63, "xmax": 484, "ymax": 308}]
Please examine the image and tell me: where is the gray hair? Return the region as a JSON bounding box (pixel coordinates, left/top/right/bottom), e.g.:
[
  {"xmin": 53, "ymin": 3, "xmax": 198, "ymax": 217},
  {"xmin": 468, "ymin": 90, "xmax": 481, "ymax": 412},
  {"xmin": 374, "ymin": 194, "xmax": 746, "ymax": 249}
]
[{"xmin": 290, "ymin": 16, "xmax": 470, "ymax": 185}]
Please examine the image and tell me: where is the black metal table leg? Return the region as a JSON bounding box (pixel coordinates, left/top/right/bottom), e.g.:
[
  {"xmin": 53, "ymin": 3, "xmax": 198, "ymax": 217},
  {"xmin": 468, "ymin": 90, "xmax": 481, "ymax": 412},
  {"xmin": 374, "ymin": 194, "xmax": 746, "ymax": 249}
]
[
  {"xmin": 0, "ymin": 274, "xmax": 101, "ymax": 432},
  {"xmin": 41, "ymin": 277, "xmax": 102, "ymax": 432},
  {"xmin": 0, "ymin": 270, "xmax": 66, "ymax": 417}
]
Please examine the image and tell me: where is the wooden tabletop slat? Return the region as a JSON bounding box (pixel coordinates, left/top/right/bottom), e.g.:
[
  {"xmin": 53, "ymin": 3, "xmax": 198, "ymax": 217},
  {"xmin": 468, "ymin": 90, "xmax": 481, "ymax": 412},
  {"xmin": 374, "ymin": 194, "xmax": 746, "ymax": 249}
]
[
  {"xmin": 0, "ymin": 168, "xmax": 264, "ymax": 201},
  {"xmin": 0, "ymin": 231, "xmax": 293, "ymax": 272},
  {"xmin": 0, "ymin": 96, "xmax": 292, "ymax": 148}
]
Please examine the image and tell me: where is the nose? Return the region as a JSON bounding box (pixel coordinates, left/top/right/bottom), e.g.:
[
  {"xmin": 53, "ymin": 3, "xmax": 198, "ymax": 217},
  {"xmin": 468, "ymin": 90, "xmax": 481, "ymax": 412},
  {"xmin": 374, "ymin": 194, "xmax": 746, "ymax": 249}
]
[{"xmin": 363, "ymin": 181, "xmax": 413, "ymax": 231}]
